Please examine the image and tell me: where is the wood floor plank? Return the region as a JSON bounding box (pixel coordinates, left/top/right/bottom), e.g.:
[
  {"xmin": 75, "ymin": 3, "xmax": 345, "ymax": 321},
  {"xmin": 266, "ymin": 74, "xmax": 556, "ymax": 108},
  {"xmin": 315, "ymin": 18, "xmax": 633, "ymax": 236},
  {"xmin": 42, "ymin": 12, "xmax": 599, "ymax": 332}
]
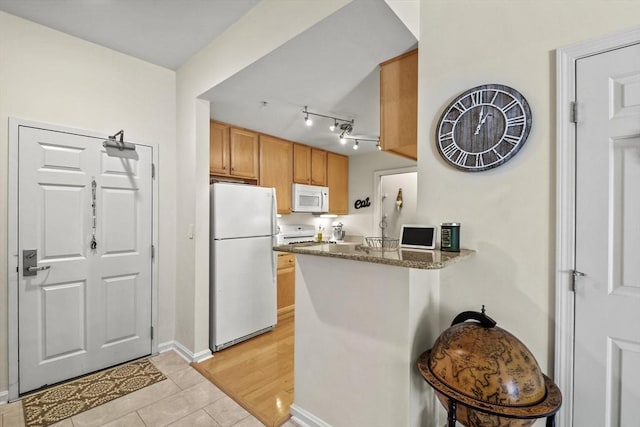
[{"xmin": 193, "ymin": 313, "xmax": 294, "ymax": 427}]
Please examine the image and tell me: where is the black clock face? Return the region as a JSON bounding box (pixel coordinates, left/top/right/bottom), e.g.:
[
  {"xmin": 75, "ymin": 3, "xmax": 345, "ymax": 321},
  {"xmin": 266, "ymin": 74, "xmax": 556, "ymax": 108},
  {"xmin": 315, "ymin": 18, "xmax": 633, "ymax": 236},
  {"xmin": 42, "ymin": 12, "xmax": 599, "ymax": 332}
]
[{"xmin": 436, "ymin": 84, "xmax": 532, "ymax": 171}]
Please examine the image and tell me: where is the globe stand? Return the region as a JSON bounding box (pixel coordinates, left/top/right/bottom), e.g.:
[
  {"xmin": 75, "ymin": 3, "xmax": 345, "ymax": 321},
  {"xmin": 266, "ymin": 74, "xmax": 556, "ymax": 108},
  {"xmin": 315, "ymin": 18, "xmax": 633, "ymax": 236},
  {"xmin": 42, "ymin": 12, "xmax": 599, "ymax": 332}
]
[{"xmin": 442, "ymin": 397, "xmax": 557, "ymax": 427}]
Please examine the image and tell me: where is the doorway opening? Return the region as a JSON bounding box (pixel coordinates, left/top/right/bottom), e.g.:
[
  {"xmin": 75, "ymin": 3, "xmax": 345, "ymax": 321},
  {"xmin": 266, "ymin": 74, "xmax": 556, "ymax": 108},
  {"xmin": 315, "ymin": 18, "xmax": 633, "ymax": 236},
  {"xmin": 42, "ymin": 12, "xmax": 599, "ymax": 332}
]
[{"xmin": 373, "ymin": 167, "xmax": 417, "ymax": 239}]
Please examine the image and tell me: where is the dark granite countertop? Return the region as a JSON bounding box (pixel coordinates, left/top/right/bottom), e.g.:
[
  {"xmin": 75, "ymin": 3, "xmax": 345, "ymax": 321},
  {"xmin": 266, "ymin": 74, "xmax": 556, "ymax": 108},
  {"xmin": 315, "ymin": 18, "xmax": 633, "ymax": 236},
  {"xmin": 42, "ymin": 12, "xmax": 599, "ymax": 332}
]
[{"xmin": 273, "ymin": 242, "xmax": 474, "ymax": 270}]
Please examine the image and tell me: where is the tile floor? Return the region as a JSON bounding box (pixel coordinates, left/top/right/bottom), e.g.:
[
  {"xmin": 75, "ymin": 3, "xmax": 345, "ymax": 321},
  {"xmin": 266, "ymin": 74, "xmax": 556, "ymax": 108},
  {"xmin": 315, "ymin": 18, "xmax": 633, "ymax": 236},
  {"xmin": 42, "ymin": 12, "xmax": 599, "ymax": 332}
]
[{"xmin": 0, "ymin": 351, "xmax": 298, "ymax": 427}]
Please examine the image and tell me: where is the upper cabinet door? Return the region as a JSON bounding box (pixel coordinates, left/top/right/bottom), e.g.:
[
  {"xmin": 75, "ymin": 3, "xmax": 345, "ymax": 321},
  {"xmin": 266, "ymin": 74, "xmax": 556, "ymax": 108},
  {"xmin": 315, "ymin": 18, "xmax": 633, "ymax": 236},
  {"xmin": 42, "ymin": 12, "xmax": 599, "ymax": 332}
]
[
  {"xmin": 259, "ymin": 135, "xmax": 293, "ymax": 214},
  {"xmin": 310, "ymin": 148, "xmax": 327, "ymax": 186},
  {"xmin": 210, "ymin": 121, "xmax": 230, "ymax": 176},
  {"xmin": 293, "ymin": 144, "xmax": 311, "ymax": 184},
  {"xmin": 327, "ymin": 152, "xmax": 349, "ymax": 215},
  {"xmin": 380, "ymin": 49, "xmax": 418, "ymax": 160},
  {"xmin": 229, "ymin": 127, "xmax": 259, "ymax": 179}
]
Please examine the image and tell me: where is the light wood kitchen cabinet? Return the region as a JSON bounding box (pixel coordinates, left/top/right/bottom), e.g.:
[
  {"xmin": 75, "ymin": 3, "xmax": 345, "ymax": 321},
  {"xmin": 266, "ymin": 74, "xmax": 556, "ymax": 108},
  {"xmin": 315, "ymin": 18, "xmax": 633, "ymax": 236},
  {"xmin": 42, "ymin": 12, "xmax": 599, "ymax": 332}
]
[
  {"xmin": 277, "ymin": 253, "xmax": 295, "ymax": 316},
  {"xmin": 310, "ymin": 148, "xmax": 327, "ymax": 186},
  {"xmin": 229, "ymin": 127, "xmax": 259, "ymax": 179},
  {"xmin": 327, "ymin": 152, "xmax": 349, "ymax": 215},
  {"xmin": 210, "ymin": 121, "xmax": 259, "ymax": 180},
  {"xmin": 293, "ymin": 145, "xmax": 327, "ymax": 186},
  {"xmin": 379, "ymin": 48, "xmax": 418, "ymax": 160},
  {"xmin": 293, "ymin": 143, "xmax": 311, "ymax": 184},
  {"xmin": 259, "ymin": 134, "xmax": 293, "ymax": 214},
  {"xmin": 210, "ymin": 121, "xmax": 230, "ymax": 175}
]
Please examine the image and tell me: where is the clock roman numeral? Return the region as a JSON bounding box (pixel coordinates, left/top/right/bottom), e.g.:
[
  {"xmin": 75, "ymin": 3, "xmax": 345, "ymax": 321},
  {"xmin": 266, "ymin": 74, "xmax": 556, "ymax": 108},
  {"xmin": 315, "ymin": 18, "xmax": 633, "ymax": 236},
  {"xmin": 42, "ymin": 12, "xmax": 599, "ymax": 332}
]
[
  {"xmin": 506, "ymin": 115, "xmax": 526, "ymax": 126},
  {"xmin": 470, "ymin": 91, "xmax": 483, "ymax": 107},
  {"xmin": 453, "ymin": 101, "xmax": 468, "ymax": 113},
  {"xmin": 475, "ymin": 154, "xmax": 484, "ymax": 168},
  {"xmin": 503, "ymin": 134, "xmax": 521, "ymax": 145},
  {"xmin": 455, "ymin": 151, "xmax": 468, "ymax": 166},
  {"xmin": 489, "ymin": 91, "xmax": 499, "ymax": 105},
  {"xmin": 439, "ymin": 130, "xmax": 454, "ymax": 141},
  {"xmin": 492, "ymin": 148, "xmax": 504, "ymax": 159},
  {"xmin": 501, "ymin": 99, "xmax": 519, "ymax": 113},
  {"xmin": 442, "ymin": 143, "xmax": 458, "ymax": 158}
]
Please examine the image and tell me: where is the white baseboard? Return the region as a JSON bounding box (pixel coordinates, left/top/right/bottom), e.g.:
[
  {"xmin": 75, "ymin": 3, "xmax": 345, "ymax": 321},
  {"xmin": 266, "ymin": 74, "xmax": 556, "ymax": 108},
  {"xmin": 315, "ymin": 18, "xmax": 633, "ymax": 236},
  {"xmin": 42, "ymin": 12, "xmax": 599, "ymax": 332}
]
[
  {"xmin": 290, "ymin": 404, "xmax": 332, "ymax": 427},
  {"xmin": 157, "ymin": 340, "xmax": 213, "ymax": 363},
  {"xmin": 0, "ymin": 390, "xmax": 8, "ymax": 404}
]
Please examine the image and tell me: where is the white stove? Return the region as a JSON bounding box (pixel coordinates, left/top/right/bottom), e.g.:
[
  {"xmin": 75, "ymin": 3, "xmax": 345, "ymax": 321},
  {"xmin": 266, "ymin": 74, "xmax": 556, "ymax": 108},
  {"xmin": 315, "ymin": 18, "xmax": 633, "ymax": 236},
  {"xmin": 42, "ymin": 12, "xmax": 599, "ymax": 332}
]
[{"xmin": 277, "ymin": 224, "xmax": 316, "ymax": 245}]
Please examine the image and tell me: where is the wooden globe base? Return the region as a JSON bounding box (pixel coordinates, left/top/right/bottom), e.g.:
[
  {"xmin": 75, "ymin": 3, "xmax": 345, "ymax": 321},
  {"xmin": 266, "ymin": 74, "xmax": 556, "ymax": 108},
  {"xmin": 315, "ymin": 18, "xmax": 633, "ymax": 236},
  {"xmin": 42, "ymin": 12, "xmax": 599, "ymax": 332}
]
[{"xmin": 418, "ymin": 351, "xmax": 562, "ymax": 427}]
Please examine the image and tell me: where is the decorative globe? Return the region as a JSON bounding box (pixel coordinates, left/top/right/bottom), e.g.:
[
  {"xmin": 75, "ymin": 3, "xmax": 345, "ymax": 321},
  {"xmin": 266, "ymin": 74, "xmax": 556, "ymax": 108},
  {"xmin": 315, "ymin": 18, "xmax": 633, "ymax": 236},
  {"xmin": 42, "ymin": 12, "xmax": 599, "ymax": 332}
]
[{"xmin": 417, "ymin": 308, "xmax": 562, "ymax": 427}]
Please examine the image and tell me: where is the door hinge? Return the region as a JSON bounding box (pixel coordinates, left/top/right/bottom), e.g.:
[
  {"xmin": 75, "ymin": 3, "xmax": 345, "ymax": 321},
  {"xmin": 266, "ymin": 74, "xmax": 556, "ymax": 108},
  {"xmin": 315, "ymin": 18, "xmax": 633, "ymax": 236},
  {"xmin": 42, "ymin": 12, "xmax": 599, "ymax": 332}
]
[
  {"xmin": 150, "ymin": 326, "xmax": 154, "ymax": 340},
  {"xmin": 152, "ymin": 163, "xmax": 156, "ymax": 179},
  {"xmin": 570, "ymin": 270, "xmax": 586, "ymax": 292},
  {"xmin": 570, "ymin": 101, "xmax": 578, "ymax": 124},
  {"xmin": 151, "ymin": 244, "xmax": 155, "ymax": 260}
]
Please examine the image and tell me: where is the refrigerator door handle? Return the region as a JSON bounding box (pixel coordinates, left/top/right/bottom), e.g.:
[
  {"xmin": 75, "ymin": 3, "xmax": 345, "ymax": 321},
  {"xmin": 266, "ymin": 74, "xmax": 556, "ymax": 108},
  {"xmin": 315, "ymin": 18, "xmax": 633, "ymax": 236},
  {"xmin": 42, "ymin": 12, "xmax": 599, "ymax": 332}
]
[
  {"xmin": 271, "ymin": 244, "xmax": 277, "ymax": 283},
  {"xmin": 271, "ymin": 188, "xmax": 278, "ymax": 236}
]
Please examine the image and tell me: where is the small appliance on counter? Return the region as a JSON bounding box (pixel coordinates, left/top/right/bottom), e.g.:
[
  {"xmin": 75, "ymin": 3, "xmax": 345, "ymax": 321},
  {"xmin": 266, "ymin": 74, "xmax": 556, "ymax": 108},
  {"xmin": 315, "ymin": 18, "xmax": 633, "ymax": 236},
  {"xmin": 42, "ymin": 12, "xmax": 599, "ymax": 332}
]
[
  {"xmin": 331, "ymin": 222, "xmax": 345, "ymax": 242},
  {"xmin": 399, "ymin": 224, "xmax": 436, "ymax": 250}
]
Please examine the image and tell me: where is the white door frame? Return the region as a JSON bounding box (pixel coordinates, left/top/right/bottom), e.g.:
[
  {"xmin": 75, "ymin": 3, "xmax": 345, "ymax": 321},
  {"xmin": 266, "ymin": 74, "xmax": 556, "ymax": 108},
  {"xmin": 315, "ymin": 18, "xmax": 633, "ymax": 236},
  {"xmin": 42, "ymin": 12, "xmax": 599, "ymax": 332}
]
[
  {"xmin": 7, "ymin": 118, "xmax": 160, "ymax": 401},
  {"xmin": 555, "ymin": 26, "xmax": 640, "ymax": 427}
]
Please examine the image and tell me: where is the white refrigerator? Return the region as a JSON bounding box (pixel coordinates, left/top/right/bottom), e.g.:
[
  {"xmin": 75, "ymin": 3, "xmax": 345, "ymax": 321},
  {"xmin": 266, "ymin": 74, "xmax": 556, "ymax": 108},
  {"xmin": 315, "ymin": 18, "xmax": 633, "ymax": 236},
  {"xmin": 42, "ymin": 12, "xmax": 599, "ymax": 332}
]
[{"xmin": 210, "ymin": 182, "xmax": 278, "ymax": 351}]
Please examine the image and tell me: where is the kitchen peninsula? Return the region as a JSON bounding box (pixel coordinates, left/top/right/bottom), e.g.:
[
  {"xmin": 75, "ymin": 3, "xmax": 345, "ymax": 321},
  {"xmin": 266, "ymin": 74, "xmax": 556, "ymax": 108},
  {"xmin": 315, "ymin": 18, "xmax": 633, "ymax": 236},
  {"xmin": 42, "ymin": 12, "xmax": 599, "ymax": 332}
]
[{"xmin": 273, "ymin": 243, "xmax": 473, "ymax": 427}]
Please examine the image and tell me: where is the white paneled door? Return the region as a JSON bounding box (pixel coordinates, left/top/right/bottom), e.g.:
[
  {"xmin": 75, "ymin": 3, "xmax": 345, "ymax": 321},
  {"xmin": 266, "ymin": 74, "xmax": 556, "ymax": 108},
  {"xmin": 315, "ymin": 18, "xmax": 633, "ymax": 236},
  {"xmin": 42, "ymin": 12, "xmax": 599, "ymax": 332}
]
[
  {"xmin": 18, "ymin": 126, "xmax": 153, "ymax": 394},
  {"xmin": 574, "ymin": 43, "xmax": 640, "ymax": 426}
]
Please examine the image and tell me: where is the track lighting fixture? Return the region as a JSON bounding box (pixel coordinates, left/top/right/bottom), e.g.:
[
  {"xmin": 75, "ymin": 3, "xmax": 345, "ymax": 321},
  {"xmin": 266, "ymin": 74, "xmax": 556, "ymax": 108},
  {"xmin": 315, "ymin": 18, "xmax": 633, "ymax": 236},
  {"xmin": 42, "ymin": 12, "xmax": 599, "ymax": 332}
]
[
  {"xmin": 340, "ymin": 135, "xmax": 381, "ymax": 151},
  {"xmin": 301, "ymin": 106, "xmax": 381, "ymax": 150},
  {"xmin": 338, "ymin": 122, "xmax": 353, "ymax": 141},
  {"xmin": 302, "ymin": 106, "xmax": 353, "ymax": 131}
]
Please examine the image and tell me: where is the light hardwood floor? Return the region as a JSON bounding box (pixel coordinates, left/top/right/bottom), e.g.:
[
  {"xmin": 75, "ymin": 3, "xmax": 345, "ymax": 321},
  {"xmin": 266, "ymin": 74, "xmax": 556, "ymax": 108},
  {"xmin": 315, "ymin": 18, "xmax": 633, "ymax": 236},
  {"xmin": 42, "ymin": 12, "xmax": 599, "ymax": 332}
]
[{"xmin": 193, "ymin": 312, "xmax": 294, "ymax": 427}]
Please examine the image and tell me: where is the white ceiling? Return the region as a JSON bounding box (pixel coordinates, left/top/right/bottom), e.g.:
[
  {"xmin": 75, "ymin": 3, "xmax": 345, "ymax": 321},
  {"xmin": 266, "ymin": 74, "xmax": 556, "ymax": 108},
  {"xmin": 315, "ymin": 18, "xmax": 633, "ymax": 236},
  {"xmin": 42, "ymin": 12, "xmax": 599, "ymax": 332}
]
[
  {"xmin": 0, "ymin": 0, "xmax": 417, "ymax": 156},
  {"xmin": 202, "ymin": 0, "xmax": 417, "ymax": 155},
  {"xmin": 0, "ymin": 0, "xmax": 261, "ymax": 70}
]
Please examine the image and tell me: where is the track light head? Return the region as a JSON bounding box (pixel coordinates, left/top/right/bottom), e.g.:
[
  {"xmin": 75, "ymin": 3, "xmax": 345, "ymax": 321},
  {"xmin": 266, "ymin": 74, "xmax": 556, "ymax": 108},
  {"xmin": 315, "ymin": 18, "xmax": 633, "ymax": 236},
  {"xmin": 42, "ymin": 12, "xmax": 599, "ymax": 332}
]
[
  {"xmin": 353, "ymin": 140, "xmax": 359, "ymax": 150},
  {"xmin": 376, "ymin": 142, "xmax": 382, "ymax": 151},
  {"xmin": 303, "ymin": 106, "xmax": 312, "ymax": 126},
  {"xmin": 339, "ymin": 122, "xmax": 353, "ymax": 135}
]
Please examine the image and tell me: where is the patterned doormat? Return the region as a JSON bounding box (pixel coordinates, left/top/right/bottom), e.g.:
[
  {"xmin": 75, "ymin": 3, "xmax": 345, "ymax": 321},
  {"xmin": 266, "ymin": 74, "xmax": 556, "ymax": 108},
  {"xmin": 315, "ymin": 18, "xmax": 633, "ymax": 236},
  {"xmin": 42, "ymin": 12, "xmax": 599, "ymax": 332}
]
[{"xmin": 21, "ymin": 358, "xmax": 166, "ymax": 427}]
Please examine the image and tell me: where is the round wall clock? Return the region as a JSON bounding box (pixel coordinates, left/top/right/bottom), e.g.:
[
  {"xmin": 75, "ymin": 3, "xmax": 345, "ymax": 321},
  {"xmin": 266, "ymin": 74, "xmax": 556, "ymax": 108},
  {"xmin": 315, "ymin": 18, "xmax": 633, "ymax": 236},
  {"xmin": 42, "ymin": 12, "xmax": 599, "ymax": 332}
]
[{"xmin": 435, "ymin": 84, "xmax": 532, "ymax": 172}]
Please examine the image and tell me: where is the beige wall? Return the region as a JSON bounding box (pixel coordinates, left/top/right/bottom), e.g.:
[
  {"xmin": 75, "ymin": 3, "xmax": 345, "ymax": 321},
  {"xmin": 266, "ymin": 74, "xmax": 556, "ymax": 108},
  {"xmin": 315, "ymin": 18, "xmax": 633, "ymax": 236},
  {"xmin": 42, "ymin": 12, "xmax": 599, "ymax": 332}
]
[
  {"xmin": 0, "ymin": 11, "xmax": 177, "ymax": 392},
  {"xmin": 418, "ymin": 0, "xmax": 640, "ymax": 373},
  {"xmin": 347, "ymin": 151, "xmax": 416, "ymax": 238},
  {"xmin": 174, "ymin": 0, "xmax": 352, "ymax": 355}
]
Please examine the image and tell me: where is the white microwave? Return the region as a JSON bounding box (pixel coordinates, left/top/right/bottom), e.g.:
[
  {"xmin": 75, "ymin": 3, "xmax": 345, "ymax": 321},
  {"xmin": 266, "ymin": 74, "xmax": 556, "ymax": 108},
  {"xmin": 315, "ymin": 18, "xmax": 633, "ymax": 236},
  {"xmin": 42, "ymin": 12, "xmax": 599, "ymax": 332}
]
[{"xmin": 292, "ymin": 183, "xmax": 329, "ymax": 213}]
